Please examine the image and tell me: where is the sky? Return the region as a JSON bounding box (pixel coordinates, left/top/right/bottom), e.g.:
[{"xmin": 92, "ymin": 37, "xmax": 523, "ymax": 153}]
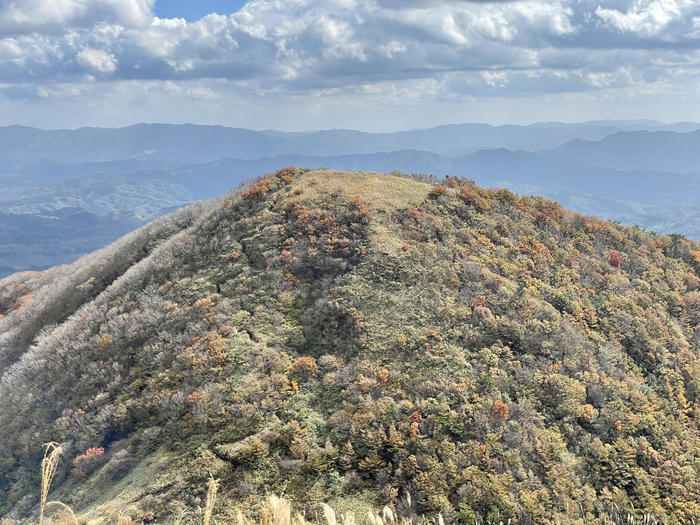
[
  {"xmin": 153, "ymin": 0, "xmax": 248, "ymax": 21},
  {"xmin": 0, "ymin": 0, "xmax": 699, "ymax": 131}
]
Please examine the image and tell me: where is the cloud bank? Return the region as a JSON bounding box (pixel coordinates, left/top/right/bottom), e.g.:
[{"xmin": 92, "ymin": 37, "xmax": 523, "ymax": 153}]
[{"xmin": 0, "ymin": 0, "xmax": 699, "ymax": 128}]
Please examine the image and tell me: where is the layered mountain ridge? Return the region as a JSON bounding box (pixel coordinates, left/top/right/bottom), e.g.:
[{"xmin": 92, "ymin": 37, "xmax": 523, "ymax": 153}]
[{"xmin": 2, "ymin": 122, "xmax": 700, "ymax": 278}]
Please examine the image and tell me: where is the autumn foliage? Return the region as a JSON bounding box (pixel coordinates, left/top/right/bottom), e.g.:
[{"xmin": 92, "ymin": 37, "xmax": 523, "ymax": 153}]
[
  {"xmin": 459, "ymin": 186, "xmax": 491, "ymax": 212},
  {"xmin": 609, "ymin": 249, "xmax": 622, "ymax": 268},
  {"xmin": 185, "ymin": 391, "xmax": 205, "ymax": 405},
  {"xmin": 292, "ymin": 356, "xmax": 318, "ymax": 379},
  {"xmin": 241, "ymin": 177, "xmax": 273, "ymax": 200},
  {"xmin": 72, "ymin": 447, "xmax": 106, "ymax": 478},
  {"xmin": 73, "ymin": 447, "xmax": 105, "ymax": 464},
  {"xmin": 2, "ymin": 170, "xmax": 699, "ymax": 523},
  {"xmin": 471, "ymin": 295, "xmax": 487, "ymax": 308},
  {"xmin": 491, "ymin": 400, "xmax": 509, "ymax": 421}
]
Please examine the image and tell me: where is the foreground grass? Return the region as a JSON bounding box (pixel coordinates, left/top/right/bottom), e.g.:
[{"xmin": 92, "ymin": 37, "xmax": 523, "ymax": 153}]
[
  {"xmin": 0, "ymin": 445, "xmax": 666, "ymax": 525},
  {"xmin": 0, "ymin": 444, "xmax": 437, "ymax": 525}
]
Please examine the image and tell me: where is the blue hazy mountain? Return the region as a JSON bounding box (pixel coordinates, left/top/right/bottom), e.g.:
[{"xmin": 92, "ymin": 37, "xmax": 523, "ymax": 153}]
[
  {"xmin": 550, "ymin": 129, "xmax": 700, "ymax": 173},
  {"xmin": 0, "ymin": 208, "xmax": 141, "ymax": 277},
  {"xmin": 1, "ymin": 121, "xmax": 699, "ymax": 277},
  {"xmin": 6, "ymin": 148, "xmax": 697, "ymax": 214},
  {"xmin": 1, "ymin": 120, "xmax": 695, "ymax": 174}
]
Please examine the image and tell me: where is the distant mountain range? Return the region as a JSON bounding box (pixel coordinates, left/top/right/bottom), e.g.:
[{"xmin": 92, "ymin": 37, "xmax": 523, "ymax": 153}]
[
  {"xmin": 0, "ymin": 208, "xmax": 141, "ymax": 276},
  {"xmin": 1, "ymin": 120, "xmax": 699, "ymax": 277},
  {"xmin": 550, "ymin": 129, "xmax": 700, "ymax": 173},
  {"xmin": 1, "ymin": 119, "xmax": 698, "ymax": 168}
]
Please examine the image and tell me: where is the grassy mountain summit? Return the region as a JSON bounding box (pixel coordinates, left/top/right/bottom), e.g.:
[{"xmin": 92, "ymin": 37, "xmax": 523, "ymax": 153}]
[{"xmin": 1, "ymin": 168, "xmax": 699, "ymax": 523}]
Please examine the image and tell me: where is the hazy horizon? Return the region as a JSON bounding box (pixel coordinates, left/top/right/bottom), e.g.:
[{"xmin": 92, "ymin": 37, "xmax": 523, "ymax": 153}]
[{"xmin": 3, "ymin": 117, "xmax": 699, "ymax": 135}]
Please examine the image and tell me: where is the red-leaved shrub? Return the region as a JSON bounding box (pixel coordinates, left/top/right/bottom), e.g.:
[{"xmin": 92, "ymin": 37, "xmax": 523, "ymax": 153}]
[
  {"xmin": 609, "ymin": 249, "xmax": 622, "ymax": 268},
  {"xmin": 491, "ymin": 400, "xmax": 509, "ymax": 421}
]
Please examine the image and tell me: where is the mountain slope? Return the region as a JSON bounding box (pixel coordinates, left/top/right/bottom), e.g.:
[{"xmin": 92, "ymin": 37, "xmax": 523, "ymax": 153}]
[
  {"xmin": 0, "ymin": 172, "xmax": 196, "ymax": 217},
  {"xmin": 1, "ymin": 169, "xmax": 699, "ymax": 523}
]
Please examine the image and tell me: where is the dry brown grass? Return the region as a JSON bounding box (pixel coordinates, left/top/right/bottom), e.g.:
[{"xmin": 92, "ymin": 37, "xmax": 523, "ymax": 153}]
[
  {"xmin": 262, "ymin": 494, "xmax": 291, "ymax": 525},
  {"xmin": 45, "ymin": 502, "xmax": 78, "ymax": 525},
  {"xmin": 291, "ymin": 170, "xmax": 432, "ymax": 256},
  {"xmin": 321, "ymin": 503, "xmax": 338, "ymax": 525},
  {"xmin": 172, "ymin": 507, "xmax": 189, "ymax": 525},
  {"xmin": 39, "ymin": 443, "xmax": 61, "ymax": 525},
  {"xmin": 292, "ymin": 170, "xmax": 431, "ymax": 214},
  {"xmin": 203, "ymin": 476, "xmax": 219, "ymax": 525}
]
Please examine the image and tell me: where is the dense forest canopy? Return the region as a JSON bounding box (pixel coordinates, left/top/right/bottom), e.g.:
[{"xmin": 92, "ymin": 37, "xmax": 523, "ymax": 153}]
[{"xmin": 1, "ymin": 168, "xmax": 699, "ymax": 523}]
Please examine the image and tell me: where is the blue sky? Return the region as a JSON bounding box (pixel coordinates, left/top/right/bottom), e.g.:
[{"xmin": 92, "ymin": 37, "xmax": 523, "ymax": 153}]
[
  {"xmin": 0, "ymin": 0, "xmax": 699, "ymax": 131},
  {"xmin": 153, "ymin": 0, "xmax": 248, "ymax": 21}
]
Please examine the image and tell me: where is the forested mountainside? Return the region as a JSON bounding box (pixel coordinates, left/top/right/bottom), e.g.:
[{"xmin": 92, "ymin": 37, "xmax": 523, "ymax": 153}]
[{"xmin": 1, "ymin": 168, "xmax": 699, "ymax": 524}]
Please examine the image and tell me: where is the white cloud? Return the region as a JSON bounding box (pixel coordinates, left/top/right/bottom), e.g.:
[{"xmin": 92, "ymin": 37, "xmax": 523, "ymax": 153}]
[
  {"xmin": 0, "ymin": 0, "xmax": 694, "ymax": 88},
  {"xmin": 0, "ymin": 0, "xmax": 569, "ymax": 85},
  {"xmin": 0, "ymin": 0, "xmax": 700, "ymax": 127},
  {"xmin": 76, "ymin": 47, "xmax": 117, "ymax": 73},
  {"xmin": 0, "ymin": 38, "xmax": 22, "ymax": 59},
  {"xmin": 595, "ymin": 0, "xmax": 696, "ymax": 37},
  {"xmin": 0, "ymin": 0, "xmax": 155, "ymax": 36}
]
